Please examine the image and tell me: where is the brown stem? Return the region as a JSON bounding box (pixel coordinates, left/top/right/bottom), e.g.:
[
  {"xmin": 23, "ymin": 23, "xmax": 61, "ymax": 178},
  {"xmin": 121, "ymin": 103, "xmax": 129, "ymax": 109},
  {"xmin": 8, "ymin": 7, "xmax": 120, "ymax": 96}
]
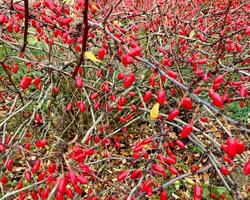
[
  {"xmin": 72, "ymin": 0, "xmax": 89, "ymax": 78},
  {"xmin": 21, "ymin": 0, "xmax": 29, "ymax": 52}
]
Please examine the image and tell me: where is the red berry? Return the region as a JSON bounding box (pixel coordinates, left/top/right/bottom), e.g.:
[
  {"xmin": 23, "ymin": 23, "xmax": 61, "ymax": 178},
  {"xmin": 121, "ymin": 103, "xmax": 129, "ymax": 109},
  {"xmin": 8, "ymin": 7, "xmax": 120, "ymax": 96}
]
[
  {"xmin": 193, "ymin": 185, "xmax": 203, "ymax": 198},
  {"xmin": 35, "ymin": 139, "xmax": 47, "ymax": 148},
  {"xmin": 180, "ymin": 124, "xmax": 193, "ymax": 138},
  {"xmin": 32, "ymin": 160, "xmax": 41, "ymax": 174},
  {"xmin": 24, "ymin": 171, "xmax": 31, "ymax": 181},
  {"xmin": 1, "ymin": 175, "xmax": 8, "ymax": 185},
  {"xmin": 235, "ymin": 139, "xmax": 245, "ymax": 154},
  {"xmin": 58, "ymin": 177, "xmax": 67, "ymax": 194},
  {"xmin": 130, "ymin": 169, "xmax": 142, "ymax": 179},
  {"xmin": 98, "ymin": 48, "xmax": 107, "ymax": 59},
  {"xmin": 75, "ymin": 76, "xmax": 83, "ymax": 89},
  {"xmin": 118, "ymin": 72, "xmax": 125, "ymax": 80},
  {"xmin": 209, "ymin": 89, "xmax": 223, "ymax": 108},
  {"xmin": 165, "ymin": 156, "xmax": 176, "ymax": 165},
  {"xmin": 181, "ymin": 97, "xmax": 193, "ymax": 110},
  {"xmin": 66, "ymin": 103, "xmax": 73, "ymax": 111},
  {"xmin": 37, "ymin": 170, "xmax": 46, "ymax": 181},
  {"xmin": 167, "ymin": 109, "xmax": 180, "ymax": 121},
  {"xmin": 157, "ymin": 89, "xmax": 166, "ymax": 105},
  {"xmin": 52, "ymin": 86, "xmax": 59, "ymax": 94},
  {"xmin": 77, "ymin": 175, "xmax": 88, "ymax": 185},
  {"xmin": 35, "ymin": 113, "xmax": 42, "ymax": 123},
  {"xmin": 168, "ymin": 166, "xmax": 178, "ymax": 175},
  {"xmin": 48, "ymin": 162, "xmax": 56, "ymax": 173},
  {"xmin": 20, "ymin": 76, "xmax": 32, "ymax": 89},
  {"xmin": 73, "ymin": 184, "xmax": 82, "ymax": 194},
  {"xmin": 6, "ymin": 159, "xmax": 13, "ymax": 171},
  {"xmin": 69, "ymin": 170, "xmax": 77, "ymax": 185},
  {"xmin": 151, "ymin": 163, "xmax": 167, "ymax": 177},
  {"xmin": 211, "ymin": 193, "xmax": 217, "ymax": 199},
  {"xmin": 160, "ymin": 191, "xmax": 168, "ymax": 200},
  {"xmin": 124, "ymin": 73, "xmax": 135, "ymax": 88},
  {"xmin": 12, "ymin": 63, "xmax": 19, "ymax": 74},
  {"xmin": 243, "ymin": 159, "xmax": 250, "ymax": 175},
  {"xmin": 220, "ymin": 165, "xmax": 230, "ymax": 175},
  {"xmin": 167, "ymin": 70, "xmax": 178, "ymax": 79},
  {"xmin": 0, "ymin": 13, "xmax": 8, "ymax": 24},
  {"xmin": 226, "ymin": 137, "xmax": 237, "ymax": 157},
  {"xmin": 117, "ymin": 170, "xmax": 128, "ymax": 182},
  {"xmin": 65, "ymin": 188, "xmax": 74, "ymax": 198},
  {"xmin": 76, "ymin": 101, "xmax": 86, "ymax": 112},
  {"xmin": 143, "ymin": 90, "xmax": 152, "ymax": 102},
  {"xmin": 128, "ymin": 46, "xmax": 142, "ymax": 58}
]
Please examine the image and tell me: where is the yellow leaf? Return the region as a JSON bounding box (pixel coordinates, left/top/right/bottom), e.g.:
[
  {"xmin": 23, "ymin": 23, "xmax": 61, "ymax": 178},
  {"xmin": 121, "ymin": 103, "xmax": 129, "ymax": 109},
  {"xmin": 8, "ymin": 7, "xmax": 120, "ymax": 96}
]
[
  {"xmin": 150, "ymin": 103, "xmax": 159, "ymax": 120},
  {"xmin": 189, "ymin": 30, "xmax": 195, "ymax": 38},
  {"xmin": 85, "ymin": 51, "xmax": 101, "ymax": 63}
]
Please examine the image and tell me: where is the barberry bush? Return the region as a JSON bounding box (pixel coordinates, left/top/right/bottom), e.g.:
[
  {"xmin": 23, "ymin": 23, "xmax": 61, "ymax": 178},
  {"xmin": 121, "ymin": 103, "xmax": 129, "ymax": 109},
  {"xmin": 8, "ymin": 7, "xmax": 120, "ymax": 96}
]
[{"xmin": 0, "ymin": 0, "xmax": 249, "ymax": 199}]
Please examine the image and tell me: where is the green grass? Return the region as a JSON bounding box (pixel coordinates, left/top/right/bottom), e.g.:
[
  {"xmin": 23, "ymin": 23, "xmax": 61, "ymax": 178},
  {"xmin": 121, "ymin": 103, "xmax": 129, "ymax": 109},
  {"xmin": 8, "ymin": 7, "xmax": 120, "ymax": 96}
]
[{"xmin": 226, "ymin": 101, "xmax": 250, "ymax": 125}]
